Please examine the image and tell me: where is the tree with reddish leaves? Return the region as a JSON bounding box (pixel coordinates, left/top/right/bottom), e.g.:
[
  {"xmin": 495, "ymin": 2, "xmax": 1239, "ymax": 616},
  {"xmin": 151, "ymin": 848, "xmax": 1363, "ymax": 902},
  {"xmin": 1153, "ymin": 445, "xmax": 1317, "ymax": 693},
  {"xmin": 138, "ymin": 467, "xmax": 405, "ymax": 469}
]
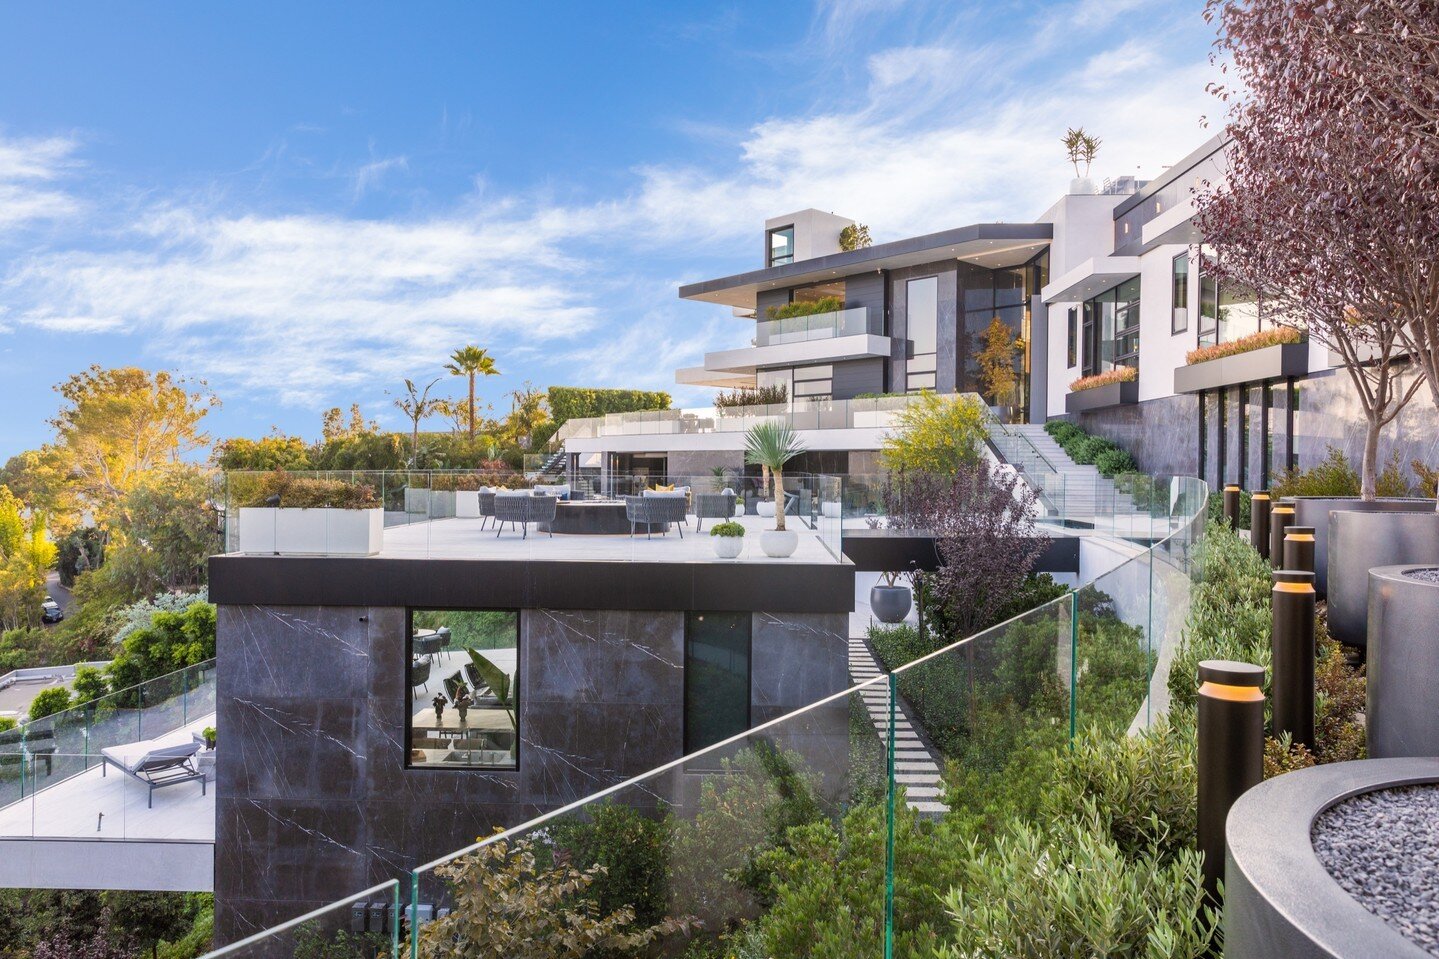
[{"xmin": 1196, "ymin": 0, "xmax": 1439, "ymax": 500}]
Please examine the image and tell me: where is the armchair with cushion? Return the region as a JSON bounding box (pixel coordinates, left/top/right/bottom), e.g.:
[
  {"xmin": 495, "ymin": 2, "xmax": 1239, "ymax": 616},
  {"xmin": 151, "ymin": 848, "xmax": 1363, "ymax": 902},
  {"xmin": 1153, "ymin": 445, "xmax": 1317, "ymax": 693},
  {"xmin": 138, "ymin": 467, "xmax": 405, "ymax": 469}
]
[{"xmin": 692, "ymin": 492, "xmax": 736, "ymax": 532}]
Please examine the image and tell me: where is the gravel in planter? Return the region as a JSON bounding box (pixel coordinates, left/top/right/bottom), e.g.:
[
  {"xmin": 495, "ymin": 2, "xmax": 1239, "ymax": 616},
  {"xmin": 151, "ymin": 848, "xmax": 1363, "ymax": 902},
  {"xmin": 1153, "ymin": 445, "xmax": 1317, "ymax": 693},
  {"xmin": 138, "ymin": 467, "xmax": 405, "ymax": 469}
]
[
  {"xmin": 1405, "ymin": 568, "xmax": 1439, "ymax": 586},
  {"xmin": 1312, "ymin": 785, "xmax": 1439, "ymax": 955}
]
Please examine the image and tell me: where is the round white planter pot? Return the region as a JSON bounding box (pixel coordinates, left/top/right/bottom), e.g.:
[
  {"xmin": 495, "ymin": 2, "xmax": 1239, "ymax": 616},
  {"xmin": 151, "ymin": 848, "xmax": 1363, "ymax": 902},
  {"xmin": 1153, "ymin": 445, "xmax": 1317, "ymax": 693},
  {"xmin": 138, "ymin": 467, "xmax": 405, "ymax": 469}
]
[
  {"xmin": 760, "ymin": 529, "xmax": 798, "ymax": 558},
  {"xmin": 756, "ymin": 501, "xmax": 776, "ymax": 518},
  {"xmin": 711, "ymin": 536, "xmax": 743, "ymax": 559},
  {"xmin": 734, "ymin": 503, "xmax": 745, "ymax": 518}
]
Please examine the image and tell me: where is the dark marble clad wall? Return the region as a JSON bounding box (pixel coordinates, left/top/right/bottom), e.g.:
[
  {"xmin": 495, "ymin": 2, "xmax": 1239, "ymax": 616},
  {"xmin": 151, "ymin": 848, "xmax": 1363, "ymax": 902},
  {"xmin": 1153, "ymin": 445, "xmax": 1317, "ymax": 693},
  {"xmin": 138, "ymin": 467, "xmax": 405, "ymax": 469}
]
[
  {"xmin": 1076, "ymin": 393, "xmax": 1200, "ymax": 478},
  {"xmin": 215, "ymin": 604, "xmax": 848, "ymax": 944}
]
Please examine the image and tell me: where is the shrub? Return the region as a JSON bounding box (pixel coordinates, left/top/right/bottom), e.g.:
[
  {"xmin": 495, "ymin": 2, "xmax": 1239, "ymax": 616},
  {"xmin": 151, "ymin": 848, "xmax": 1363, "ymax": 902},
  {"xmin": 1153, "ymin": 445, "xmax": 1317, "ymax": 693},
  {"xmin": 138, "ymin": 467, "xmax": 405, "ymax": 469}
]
[
  {"xmin": 709, "ymin": 521, "xmax": 745, "ymax": 538},
  {"xmin": 878, "ymin": 393, "xmax": 987, "ymax": 474},
  {"xmin": 1069, "ymin": 434, "xmax": 1114, "ymax": 465},
  {"xmin": 1414, "ymin": 459, "xmax": 1438, "ymax": 498},
  {"xmin": 715, "ymin": 384, "xmax": 788, "ymax": 409},
  {"xmin": 71, "ymin": 665, "xmax": 110, "ymax": 705},
  {"xmin": 239, "ymin": 470, "xmax": 378, "ymax": 509},
  {"xmin": 933, "ymin": 810, "xmax": 1218, "ymax": 959},
  {"xmin": 1041, "ymin": 718, "xmax": 1197, "ymax": 861},
  {"xmin": 1205, "ymin": 488, "xmax": 1252, "ymax": 529},
  {"xmin": 1095, "ymin": 447, "xmax": 1139, "ymax": 477},
  {"xmin": 1271, "ymin": 445, "xmax": 1412, "ymax": 499},
  {"xmin": 0, "ymin": 717, "xmax": 15, "ymax": 733},
  {"xmin": 1069, "ymin": 366, "xmax": 1136, "ymax": 392},
  {"xmin": 548, "ymin": 803, "xmax": 673, "ymax": 927},
  {"xmin": 765, "ymin": 296, "xmax": 843, "ymax": 320},
  {"xmin": 1044, "ymin": 420, "xmax": 1083, "ymax": 444},
  {"xmin": 1184, "ymin": 325, "xmax": 1302, "ymax": 365},
  {"xmin": 29, "ymin": 686, "xmax": 72, "ymax": 721},
  {"xmin": 545, "ymin": 387, "xmax": 671, "ymax": 427}
]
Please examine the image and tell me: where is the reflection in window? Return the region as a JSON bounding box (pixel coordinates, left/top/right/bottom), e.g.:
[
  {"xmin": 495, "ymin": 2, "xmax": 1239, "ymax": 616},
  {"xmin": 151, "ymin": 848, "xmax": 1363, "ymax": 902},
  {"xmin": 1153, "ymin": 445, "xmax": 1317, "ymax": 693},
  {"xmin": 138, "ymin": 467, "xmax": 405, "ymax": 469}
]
[
  {"xmin": 1067, "ymin": 307, "xmax": 1078, "ymax": 368},
  {"xmin": 906, "ymin": 276, "xmax": 939, "ymax": 392},
  {"xmin": 1172, "ymin": 254, "xmax": 1189, "ymax": 334},
  {"xmin": 684, "ymin": 612, "xmax": 751, "ymax": 753},
  {"xmin": 409, "ymin": 610, "xmax": 519, "ymax": 769},
  {"xmin": 768, "ymin": 226, "xmax": 794, "ymax": 267},
  {"xmin": 1081, "ymin": 279, "xmax": 1141, "ymax": 375}
]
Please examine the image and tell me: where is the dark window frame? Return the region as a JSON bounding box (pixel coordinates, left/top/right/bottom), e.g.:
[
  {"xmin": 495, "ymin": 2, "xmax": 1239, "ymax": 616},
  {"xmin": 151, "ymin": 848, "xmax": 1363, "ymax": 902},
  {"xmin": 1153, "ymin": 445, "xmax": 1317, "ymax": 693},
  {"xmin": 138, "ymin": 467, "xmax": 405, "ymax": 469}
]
[
  {"xmin": 1067, "ymin": 307, "xmax": 1078, "ymax": 369},
  {"xmin": 404, "ymin": 607, "xmax": 522, "ymax": 772},
  {"xmin": 1171, "ymin": 253, "xmax": 1190, "ymax": 334},
  {"xmin": 767, "ymin": 225, "xmax": 795, "ymax": 267}
]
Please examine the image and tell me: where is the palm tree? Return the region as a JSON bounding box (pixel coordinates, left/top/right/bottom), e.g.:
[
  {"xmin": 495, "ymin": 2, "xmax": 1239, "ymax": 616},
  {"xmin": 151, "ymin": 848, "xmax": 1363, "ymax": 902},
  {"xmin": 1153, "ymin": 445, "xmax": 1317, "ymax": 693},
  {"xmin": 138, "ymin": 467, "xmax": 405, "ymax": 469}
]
[
  {"xmin": 394, "ymin": 378, "xmax": 442, "ymax": 467},
  {"xmin": 444, "ymin": 346, "xmax": 500, "ymax": 441},
  {"xmin": 744, "ymin": 421, "xmax": 806, "ymax": 532}
]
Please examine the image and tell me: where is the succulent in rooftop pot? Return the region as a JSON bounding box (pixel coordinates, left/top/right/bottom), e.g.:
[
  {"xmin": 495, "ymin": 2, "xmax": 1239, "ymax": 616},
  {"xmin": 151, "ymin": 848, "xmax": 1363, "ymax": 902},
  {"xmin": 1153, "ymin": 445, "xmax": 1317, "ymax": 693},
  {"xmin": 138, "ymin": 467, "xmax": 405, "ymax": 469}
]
[
  {"xmin": 709, "ymin": 520, "xmax": 745, "ymax": 559},
  {"xmin": 745, "ymin": 421, "xmax": 806, "ymax": 558}
]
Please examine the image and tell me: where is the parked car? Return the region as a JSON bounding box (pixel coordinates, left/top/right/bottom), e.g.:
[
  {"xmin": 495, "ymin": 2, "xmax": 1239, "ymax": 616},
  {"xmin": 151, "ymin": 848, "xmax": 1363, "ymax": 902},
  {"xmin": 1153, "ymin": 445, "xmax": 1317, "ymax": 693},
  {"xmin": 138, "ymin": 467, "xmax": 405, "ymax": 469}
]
[{"xmin": 41, "ymin": 599, "xmax": 63, "ymax": 624}]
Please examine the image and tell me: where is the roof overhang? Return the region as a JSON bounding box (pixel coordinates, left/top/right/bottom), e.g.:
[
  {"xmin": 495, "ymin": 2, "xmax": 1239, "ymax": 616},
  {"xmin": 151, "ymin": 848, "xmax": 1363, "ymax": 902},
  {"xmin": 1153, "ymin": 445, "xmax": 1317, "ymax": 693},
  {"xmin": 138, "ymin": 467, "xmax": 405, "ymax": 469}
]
[
  {"xmin": 674, "ymin": 367, "xmax": 757, "ymax": 389},
  {"xmin": 703, "ymin": 334, "xmax": 893, "ymax": 375},
  {"xmin": 1139, "ymin": 196, "xmax": 1202, "ymax": 251},
  {"xmin": 1041, "ymin": 256, "xmax": 1141, "ymax": 303},
  {"xmin": 679, "ymin": 223, "xmax": 1053, "ymax": 310}
]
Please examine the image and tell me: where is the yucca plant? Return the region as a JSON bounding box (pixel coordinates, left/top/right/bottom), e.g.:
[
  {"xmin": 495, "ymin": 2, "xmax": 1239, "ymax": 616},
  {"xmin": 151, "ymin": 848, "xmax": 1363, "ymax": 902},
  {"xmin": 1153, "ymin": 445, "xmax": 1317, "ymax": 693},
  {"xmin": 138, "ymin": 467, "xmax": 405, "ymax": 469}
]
[{"xmin": 744, "ymin": 421, "xmax": 806, "ymax": 531}]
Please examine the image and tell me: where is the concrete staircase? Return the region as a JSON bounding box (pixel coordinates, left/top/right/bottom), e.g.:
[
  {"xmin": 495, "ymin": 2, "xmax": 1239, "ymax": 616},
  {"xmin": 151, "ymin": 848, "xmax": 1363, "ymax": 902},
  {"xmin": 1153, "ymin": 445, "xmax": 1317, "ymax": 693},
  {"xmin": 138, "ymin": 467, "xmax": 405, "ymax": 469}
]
[
  {"xmin": 1000, "ymin": 423, "xmax": 1136, "ymax": 520},
  {"xmin": 847, "ymin": 637, "xmax": 950, "ymax": 817}
]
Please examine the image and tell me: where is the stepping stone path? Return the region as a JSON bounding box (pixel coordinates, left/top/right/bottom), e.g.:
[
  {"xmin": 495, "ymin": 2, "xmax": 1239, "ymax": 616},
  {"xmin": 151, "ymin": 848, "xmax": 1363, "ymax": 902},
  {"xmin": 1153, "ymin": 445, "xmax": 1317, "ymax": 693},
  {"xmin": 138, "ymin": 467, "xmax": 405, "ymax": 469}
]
[{"xmin": 848, "ymin": 636, "xmax": 950, "ymax": 817}]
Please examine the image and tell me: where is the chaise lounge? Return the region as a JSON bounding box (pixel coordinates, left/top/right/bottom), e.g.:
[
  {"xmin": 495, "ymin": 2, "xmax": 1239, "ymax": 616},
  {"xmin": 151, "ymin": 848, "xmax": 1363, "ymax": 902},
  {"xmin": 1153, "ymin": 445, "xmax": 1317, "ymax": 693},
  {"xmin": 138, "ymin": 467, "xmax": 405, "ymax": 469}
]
[{"xmin": 101, "ymin": 738, "xmax": 207, "ymax": 807}]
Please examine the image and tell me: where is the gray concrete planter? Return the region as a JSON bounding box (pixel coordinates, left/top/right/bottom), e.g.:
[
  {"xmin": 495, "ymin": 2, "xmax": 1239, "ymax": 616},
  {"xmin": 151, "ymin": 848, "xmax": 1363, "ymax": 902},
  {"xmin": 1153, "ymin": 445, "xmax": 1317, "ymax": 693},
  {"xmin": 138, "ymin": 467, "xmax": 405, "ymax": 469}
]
[
  {"xmin": 1064, "ymin": 379, "xmax": 1138, "ymax": 414},
  {"xmin": 1225, "ymin": 757, "xmax": 1439, "ymax": 959},
  {"xmin": 1293, "ymin": 497, "xmax": 1436, "ymax": 598},
  {"xmin": 869, "ymin": 584, "xmax": 912, "ymax": 624},
  {"xmin": 1328, "ymin": 511, "xmax": 1439, "ymax": 647},
  {"xmin": 1173, "ymin": 341, "xmax": 1309, "ymax": 394},
  {"xmin": 1367, "ymin": 565, "xmax": 1439, "ymax": 758}
]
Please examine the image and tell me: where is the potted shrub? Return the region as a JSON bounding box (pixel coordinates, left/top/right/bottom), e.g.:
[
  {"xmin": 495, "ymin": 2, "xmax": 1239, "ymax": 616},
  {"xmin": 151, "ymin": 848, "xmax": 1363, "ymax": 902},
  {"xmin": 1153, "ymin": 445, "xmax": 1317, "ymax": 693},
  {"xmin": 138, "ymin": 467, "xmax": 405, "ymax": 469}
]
[
  {"xmin": 237, "ymin": 470, "xmax": 383, "ymax": 556},
  {"xmin": 709, "ymin": 521, "xmax": 745, "ymax": 559},
  {"xmin": 869, "ymin": 572, "xmax": 912, "ymax": 624},
  {"xmin": 745, "ymin": 421, "xmax": 806, "ymax": 558}
]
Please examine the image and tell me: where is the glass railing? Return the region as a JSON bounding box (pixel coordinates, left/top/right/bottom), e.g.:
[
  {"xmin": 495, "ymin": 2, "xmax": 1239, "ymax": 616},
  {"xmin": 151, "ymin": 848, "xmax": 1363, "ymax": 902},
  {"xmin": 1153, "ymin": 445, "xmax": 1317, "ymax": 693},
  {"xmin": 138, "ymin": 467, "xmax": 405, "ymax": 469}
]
[
  {"xmin": 754, "ymin": 306, "xmax": 878, "ymax": 346},
  {"xmin": 218, "ymin": 471, "xmax": 847, "ymax": 563},
  {"xmin": 198, "ymin": 475, "xmax": 1209, "ymax": 959},
  {"xmin": 203, "ymin": 881, "xmax": 402, "ymax": 959},
  {"xmin": 0, "ymin": 659, "xmax": 216, "ymax": 811},
  {"xmin": 557, "ymin": 393, "xmax": 924, "ymax": 441}
]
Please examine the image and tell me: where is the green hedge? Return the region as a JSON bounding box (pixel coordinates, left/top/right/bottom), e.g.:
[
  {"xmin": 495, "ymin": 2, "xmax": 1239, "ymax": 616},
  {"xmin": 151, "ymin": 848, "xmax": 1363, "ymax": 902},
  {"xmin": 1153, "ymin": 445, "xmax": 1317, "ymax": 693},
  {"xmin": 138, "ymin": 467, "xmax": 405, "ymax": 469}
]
[
  {"xmin": 1042, "ymin": 420, "xmax": 1140, "ymax": 478},
  {"xmin": 546, "ymin": 387, "xmax": 671, "ymax": 427}
]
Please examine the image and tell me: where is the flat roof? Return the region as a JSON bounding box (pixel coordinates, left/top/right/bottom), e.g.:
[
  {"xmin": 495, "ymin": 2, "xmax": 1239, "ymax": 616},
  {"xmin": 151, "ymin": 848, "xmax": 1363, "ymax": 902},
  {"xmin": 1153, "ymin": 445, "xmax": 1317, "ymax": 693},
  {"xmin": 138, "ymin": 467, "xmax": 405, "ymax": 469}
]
[{"xmin": 678, "ymin": 222, "xmax": 1053, "ymax": 309}]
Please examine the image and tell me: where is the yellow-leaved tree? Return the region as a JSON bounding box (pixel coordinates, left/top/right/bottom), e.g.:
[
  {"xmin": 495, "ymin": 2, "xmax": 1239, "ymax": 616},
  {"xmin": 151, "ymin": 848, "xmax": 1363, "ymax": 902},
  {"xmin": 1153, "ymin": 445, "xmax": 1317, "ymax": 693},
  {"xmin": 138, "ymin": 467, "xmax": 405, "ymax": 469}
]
[{"xmin": 879, "ymin": 393, "xmax": 988, "ymax": 475}]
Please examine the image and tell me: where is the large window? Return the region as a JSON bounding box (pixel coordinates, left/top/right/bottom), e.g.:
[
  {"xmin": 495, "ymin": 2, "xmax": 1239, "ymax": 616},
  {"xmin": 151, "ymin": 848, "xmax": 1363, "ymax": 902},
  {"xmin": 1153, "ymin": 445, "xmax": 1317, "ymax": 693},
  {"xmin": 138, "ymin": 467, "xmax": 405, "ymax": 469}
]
[
  {"xmin": 768, "ymin": 226, "xmax": 794, "ymax": 267},
  {"xmin": 1171, "ymin": 254, "xmax": 1189, "ymax": 334},
  {"xmin": 906, "ymin": 275, "xmax": 938, "ymax": 391},
  {"xmin": 1081, "ymin": 279, "xmax": 1140, "ymax": 376},
  {"xmin": 684, "ymin": 612, "xmax": 751, "ymax": 753},
  {"xmin": 792, "ymin": 364, "xmax": 833, "ymax": 399},
  {"xmin": 408, "ymin": 609, "xmax": 519, "ymax": 769}
]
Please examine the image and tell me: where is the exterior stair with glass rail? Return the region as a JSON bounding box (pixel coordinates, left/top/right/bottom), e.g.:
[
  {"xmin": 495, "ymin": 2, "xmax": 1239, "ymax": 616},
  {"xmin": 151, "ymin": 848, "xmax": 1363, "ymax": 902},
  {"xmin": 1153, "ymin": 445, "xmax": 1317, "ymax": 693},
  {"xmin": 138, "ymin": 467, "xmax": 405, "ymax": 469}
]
[
  {"xmin": 990, "ymin": 422, "xmax": 1136, "ymax": 523},
  {"xmin": 848, "ymin": 637, "xmax": 949, "ymax": 818}
]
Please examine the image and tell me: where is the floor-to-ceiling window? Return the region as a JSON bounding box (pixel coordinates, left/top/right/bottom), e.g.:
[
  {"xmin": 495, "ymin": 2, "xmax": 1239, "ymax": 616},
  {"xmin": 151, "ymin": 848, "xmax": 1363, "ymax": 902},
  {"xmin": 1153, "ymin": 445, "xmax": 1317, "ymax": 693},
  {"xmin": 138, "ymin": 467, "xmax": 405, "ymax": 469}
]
[
  {"xmin": 956, "ymin": 252, "xmax": 1043, "ymax": 419},
  {"xmin": 1081, "ymin": 278, "xmax": 1141, "ymax": 376},
  {"xmin": 906, "ymin": 275, "xmax": 938, "ymax": 391},
  {"xmin": 1198, "ymin": 246, "xmax": 1263, "ymax": 346},
  {"xmin": 1172, "ymin": 253, "xmax": 1190, "ymax": 334},
  {"xmin": 684, "ymin": 612, "xmax": 751, "ymax": 753},
  {"xmin": 768, "ymin": 225, "xmax": 794, "ymax": 267}
]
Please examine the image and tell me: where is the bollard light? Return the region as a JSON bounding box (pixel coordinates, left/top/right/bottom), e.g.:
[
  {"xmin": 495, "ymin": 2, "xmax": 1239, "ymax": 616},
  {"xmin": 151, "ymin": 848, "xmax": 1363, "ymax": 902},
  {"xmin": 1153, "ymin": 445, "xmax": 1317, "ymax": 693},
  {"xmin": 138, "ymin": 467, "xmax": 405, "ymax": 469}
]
[
  {"xmin": 1271, "ymin": 569, "xmax": 1316, "ymax": 750},
  {"xmin": 1223, "ymin": 485, "xmax": 1242, "ymax": 530},
  {"xmin": 1268, "ymin": 503, "xmax": 1296, "ymax": 565},
  {"xmin": 1197, "ymin": 659, "xmax": 1265, "ymax": 902},
  {"xmin": 1282, "ymin": 525, "xmax": 1316, "ymax": 576},
  {"xmin": 1250, "ymin": 490, "xmax": 1272, "ymax": 560}
]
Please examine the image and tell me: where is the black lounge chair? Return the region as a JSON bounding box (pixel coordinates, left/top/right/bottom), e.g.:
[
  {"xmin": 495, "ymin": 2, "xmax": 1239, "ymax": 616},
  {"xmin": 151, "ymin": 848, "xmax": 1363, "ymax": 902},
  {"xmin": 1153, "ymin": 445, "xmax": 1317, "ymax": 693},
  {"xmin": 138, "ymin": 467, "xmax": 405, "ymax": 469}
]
[{"xmin": 692, "ymin": 492, "xmax": 736, "ymax": 532}]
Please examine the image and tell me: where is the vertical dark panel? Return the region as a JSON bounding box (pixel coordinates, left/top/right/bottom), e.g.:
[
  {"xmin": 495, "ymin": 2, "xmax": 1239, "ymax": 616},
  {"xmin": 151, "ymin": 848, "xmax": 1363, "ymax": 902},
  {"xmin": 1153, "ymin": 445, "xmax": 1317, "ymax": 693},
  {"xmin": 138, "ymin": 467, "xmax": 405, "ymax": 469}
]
[
  {"xmin": 1261, "ymin": 382, "xmax": 1272, "ymax": 488},
  {"xmin": 843, "ymin": 271, "xmax": 885, "ymax": 331},
  {"xmin": 684, "ymin": 611, "xmax": 751, "ymax": 753},
  {"xmin": 830, "ymin": 359, "xmax": 885, "ymax": 400}
]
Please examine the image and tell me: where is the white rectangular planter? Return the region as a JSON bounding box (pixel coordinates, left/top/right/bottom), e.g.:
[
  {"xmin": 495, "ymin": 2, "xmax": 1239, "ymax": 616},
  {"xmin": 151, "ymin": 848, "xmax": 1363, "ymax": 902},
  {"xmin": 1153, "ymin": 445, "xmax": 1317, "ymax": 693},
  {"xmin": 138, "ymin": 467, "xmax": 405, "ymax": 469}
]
[
  {"xmin": 237, "ymin": 508, "xmax": 384, "ymax": 556},
  {"xmin": 455, "ymin": 491, "xmax": 481, "ymax": 518}
]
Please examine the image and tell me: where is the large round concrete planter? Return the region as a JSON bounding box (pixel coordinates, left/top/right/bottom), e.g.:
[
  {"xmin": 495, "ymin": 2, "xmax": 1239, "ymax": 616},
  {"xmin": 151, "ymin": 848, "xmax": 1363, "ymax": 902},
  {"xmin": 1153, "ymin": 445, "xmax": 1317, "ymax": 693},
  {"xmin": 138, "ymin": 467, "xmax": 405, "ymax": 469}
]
[
  {"xmin": 711, "ymin": 535, "xmax": 744, "ymax": 560},
  {"xmin": 759, "ymin": 529, "xmax": 798, "ymax": 558},
  {"xmin": 1327, "ymin": 511, "xmax": 1439, "ymax": 647},
  {"xmin": 869, "ymin": 585, "xmax": 912, "ymax": 624},
  {"xmin": 1293, "ymin": 497, "xmax": 1436, "ymax": 598},
  {"xmin": 1225, "ymin": 757, "xmax": 1439, "ymax": 959},
  {"xmin": 1367, "ymin": 565, "xmax": 1439, "ymax": 758}
]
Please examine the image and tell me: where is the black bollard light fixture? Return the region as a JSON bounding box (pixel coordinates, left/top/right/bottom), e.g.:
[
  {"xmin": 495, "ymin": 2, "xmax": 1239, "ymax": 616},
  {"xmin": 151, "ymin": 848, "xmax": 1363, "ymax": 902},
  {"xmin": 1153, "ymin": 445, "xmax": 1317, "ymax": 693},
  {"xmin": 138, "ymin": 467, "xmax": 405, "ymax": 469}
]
[
  {"xmin": 1250, "ymin": 490, "xmax": 1272, "ymax": 559},
  {"xmin": 1222, "ymin": 485, "xmax": 1242, "ymax": 530},
  {"xmin": 1197, "ymin": 659, "xmax": 1265, "ymax": 902},
  {"xmin": 1271, "ymin": 569, "xmax": 1316, "ymax": 749},
  {"xmin": 1282, "ymin": 525, "xmax": 1316, "ymax": 576},
  {"xmin": 1268, "ymin": 502, "xmax": 1296, "ymax": 564}
]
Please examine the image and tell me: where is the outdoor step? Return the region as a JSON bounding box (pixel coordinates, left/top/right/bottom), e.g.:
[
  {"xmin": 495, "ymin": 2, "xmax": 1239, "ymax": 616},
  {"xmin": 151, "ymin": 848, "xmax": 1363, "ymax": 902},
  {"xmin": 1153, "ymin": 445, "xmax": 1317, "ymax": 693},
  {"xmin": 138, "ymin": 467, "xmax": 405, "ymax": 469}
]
[
  {"xmin": 902, "ymin": 786, "xmax": 944, "ymax": 799},
  {"xmin": 909, "ymin": 801, "xmax": 951, "ymax": 815},
  {"xmin": 895, "ymin": 773, "xmax": 941, "ymax": 785}
]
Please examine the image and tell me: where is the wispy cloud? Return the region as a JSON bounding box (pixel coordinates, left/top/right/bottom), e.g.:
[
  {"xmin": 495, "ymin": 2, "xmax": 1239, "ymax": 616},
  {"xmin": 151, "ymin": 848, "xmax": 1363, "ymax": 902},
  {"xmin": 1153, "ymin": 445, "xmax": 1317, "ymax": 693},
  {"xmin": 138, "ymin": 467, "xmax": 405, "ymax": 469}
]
[{"xmin": 0, "ymin": 0, "xmax": 1219, "ymax": 420}]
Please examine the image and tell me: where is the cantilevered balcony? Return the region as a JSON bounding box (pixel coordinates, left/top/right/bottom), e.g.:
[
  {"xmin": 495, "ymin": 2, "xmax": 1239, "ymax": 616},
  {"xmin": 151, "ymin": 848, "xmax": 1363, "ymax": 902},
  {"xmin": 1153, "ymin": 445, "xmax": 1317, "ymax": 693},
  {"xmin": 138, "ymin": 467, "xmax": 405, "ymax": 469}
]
[{"xmin": 702, "ymin": 306, "xmax": 890, "ymax": 375}]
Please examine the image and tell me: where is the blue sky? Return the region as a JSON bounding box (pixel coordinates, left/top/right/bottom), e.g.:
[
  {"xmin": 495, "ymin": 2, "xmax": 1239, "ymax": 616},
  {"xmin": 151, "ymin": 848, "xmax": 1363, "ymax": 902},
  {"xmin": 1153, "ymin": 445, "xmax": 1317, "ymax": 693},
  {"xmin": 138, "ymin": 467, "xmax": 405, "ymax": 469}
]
[{"xmin": 0, "ymin": 0, "xmax": 1219, "ymax": 457}]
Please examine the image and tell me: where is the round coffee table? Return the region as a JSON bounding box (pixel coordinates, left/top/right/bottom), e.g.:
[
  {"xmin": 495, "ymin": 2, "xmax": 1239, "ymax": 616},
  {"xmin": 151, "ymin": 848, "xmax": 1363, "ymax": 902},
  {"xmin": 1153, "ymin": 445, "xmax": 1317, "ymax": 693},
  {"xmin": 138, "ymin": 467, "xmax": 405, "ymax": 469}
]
[{"xmin": 539, "ymin": 500, "xmax": 664, "ymax": 535}]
